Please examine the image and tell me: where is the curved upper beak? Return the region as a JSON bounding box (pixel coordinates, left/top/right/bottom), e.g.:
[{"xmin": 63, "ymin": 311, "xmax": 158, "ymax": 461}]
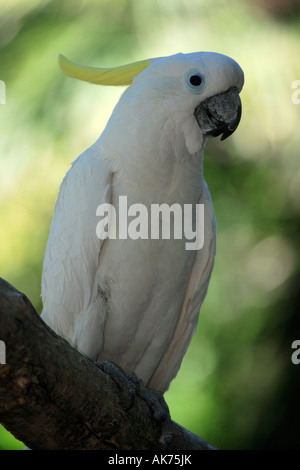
[{"xmin": 194, "ymin": 87, "xmax": 242, "ymax": 141}]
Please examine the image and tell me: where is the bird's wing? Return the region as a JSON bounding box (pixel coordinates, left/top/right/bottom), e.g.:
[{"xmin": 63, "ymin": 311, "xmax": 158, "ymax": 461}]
[
  {"xmin": 148, "ymin": 180, "xmax": 216, "ymax": 392},
  {"xmin": 41, "ymin": 144, "xmax": 112, "ymax": 348}
]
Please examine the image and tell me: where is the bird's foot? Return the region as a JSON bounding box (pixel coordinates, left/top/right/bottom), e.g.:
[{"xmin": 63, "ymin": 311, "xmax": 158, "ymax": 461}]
[
  {"xmin": 95, "ymin": 360, "xmax": 172, "ymax": 448},
  {"xmin": 95, "ymin": 360, "xmax": 136, "ymax": 410},
  {"xmin": 136, "ymin": 380, "xmax": 173, "ymax": 449}
]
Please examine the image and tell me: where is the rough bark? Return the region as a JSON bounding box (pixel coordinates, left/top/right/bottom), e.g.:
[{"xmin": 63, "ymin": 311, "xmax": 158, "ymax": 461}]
[{"xmin": 0, "ymin": 277, "xmax": 215, "ymax": 450}]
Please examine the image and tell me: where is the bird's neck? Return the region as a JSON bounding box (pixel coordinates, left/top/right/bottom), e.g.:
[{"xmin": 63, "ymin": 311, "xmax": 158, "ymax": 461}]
[{"xmin": 97, "ymin": 110, "xmax": 205, "ymax": 204}]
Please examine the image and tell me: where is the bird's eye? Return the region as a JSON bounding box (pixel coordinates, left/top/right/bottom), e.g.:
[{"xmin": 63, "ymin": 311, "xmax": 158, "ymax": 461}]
[
  {"xmin": 185, "ymin": 71, "xmax": 205, "ymax": 93},
  {"xmin": 189, "ymin": 75, "xmax": 202, "ymax": 87}
]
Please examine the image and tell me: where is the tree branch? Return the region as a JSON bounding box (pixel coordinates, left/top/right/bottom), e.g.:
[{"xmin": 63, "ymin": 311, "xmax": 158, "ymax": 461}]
[{"xmin": 0, "ymin": 278, "xmax": 215, "ymax": 450}]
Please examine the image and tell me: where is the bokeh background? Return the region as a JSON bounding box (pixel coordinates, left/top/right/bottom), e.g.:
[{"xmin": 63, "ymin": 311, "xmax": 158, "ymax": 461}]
[{"xmin": 0, "ymin": 0, "xmax": 300, "ymax": 450}]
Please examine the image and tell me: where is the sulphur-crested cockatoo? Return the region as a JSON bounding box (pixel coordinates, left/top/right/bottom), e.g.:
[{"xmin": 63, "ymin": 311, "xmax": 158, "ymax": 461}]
[{"xmin": 41, "ymin": 52, "xmax": 243, "ymax": 397}]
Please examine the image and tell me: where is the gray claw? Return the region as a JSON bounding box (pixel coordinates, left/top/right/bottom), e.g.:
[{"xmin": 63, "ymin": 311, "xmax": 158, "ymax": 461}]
[
  {"xmin": 95, "ymin": 361, "xmax": 173, "ymax": 448},
  {"xmin": 95, "ymin": 360, "xmax": 136, "ymax": 410},
  {"xmin": 137, "ymin": 382, "xmax": 173, "ymax": 449}
]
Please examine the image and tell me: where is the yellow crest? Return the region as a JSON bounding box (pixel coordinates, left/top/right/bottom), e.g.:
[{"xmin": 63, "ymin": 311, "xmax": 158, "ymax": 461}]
[{"xmin": 58, "ymin": 54, "xmax": 152, "ymax": 86}]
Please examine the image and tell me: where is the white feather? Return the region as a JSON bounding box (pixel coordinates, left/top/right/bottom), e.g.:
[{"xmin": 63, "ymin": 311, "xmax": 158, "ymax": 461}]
[{"xmin": 41, "ymin": 142, "xmax": 112, "ymax": 351}]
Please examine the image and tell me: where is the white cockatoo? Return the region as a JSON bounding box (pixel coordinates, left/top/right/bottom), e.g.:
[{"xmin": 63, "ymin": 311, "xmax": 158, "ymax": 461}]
[{"xmin": 41, "ymin": 52, "xmax": 244, "ymax": 398}]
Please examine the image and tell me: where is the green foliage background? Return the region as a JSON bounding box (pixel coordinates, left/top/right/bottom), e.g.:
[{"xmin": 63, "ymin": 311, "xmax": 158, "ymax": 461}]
[{"xmin": 0, "ymin": 0, "xmax": 299, "ymax": 450}]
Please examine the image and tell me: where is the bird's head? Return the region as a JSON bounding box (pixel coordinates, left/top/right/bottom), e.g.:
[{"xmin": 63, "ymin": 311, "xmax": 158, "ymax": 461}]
[{"xmin": 59, "ymin": 52, "xmax": 244, "ymax": 156}]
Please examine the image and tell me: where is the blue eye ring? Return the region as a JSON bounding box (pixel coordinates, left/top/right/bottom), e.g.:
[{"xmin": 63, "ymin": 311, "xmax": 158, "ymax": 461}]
[{"xmin": 185, "ymin": 70, "xmax": 205, "ymax": 93}]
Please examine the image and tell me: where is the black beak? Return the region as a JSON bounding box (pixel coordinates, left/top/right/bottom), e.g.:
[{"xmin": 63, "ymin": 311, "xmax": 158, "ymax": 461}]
[{"xmin": 194, "ymin": 87, "xmax": 242, "ymax": 141}]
